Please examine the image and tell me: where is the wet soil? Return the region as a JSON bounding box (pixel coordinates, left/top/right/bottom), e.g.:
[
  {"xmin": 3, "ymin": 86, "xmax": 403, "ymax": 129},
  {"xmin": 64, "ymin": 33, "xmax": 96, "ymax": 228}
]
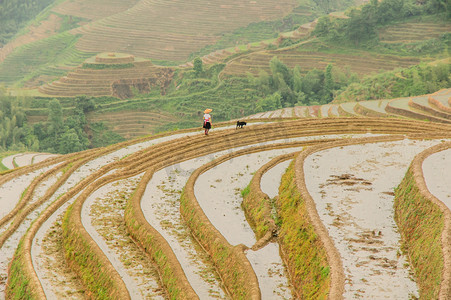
[
  {"xmin": 194, "ymin": 148, "xmax": 303, "ymax": 299},
  {"xmin": 422, "ymin": 148, "xmax": 451, "ymax": 209},
  {"xmin": 87, "ymin": 177, "xmax": 165, "ymax": 299},
  {"xmin": 304, "ymin": 139, "xmax": 445, "ymax": 299}
]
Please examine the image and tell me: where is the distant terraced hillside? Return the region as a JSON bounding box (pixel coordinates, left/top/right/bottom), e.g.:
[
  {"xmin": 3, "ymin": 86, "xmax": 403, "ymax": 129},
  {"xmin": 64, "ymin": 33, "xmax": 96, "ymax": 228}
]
[
  {"xmin": 52, "ymin": 0, "xmax": 139, "ymax": 21},
  {"xmin": 0, "ymin": 0, "xmax": 312, "ymax": 87},
  {"xmin": 39, "ymin": 52, "xmax": 174, "ymax": 97},
  {"xmin": 379, "ymin": 18, "xmax": 451, "ymax": 43},
  {"xmin": 1, "ymin": 0, "xmax": 449, "ymax": 93},
  {"xmin": 69, "ymin": 0, "xmax": 300, "ymax": 62},
  {"xmin": 220, "ymin": 44, "xmax": 422, "ymax": 77},
  {"xmin": 88, "ymin": 110, "xmax": 173, "ymax": 139}
]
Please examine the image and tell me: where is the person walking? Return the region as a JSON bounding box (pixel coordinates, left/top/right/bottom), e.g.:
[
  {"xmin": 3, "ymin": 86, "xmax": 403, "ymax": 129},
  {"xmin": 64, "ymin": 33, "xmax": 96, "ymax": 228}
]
[{"xmin": 203, "ymin": 109, "xmax": 212, "ymax": 135}]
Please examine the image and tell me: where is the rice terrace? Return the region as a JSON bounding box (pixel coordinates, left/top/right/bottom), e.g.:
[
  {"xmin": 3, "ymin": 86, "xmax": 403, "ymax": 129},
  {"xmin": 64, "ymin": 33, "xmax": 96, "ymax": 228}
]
[{"xmin": 0, "ymin": 0, "xmax": 450, "ymax": 299}]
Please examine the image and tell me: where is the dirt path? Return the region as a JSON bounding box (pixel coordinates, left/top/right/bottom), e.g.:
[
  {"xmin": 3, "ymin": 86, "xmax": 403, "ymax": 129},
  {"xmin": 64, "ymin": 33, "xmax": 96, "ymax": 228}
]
[{"xmin": 303, "ymin": 138, "xmax": 448, "ymax": 298}]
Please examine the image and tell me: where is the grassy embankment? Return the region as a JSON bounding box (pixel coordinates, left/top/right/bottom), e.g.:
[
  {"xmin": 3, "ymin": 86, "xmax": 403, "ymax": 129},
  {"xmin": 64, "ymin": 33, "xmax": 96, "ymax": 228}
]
[
  {"xmin": 276, "ymin": 161, "xmax": 331, "ymax": 299},
  {"xmin": 0, "ymin": 152, "xmax": 16, "ymax": 172},
  {"xmin": 394, "ymin": 142, "xmax": 451, "ymax": 299}
]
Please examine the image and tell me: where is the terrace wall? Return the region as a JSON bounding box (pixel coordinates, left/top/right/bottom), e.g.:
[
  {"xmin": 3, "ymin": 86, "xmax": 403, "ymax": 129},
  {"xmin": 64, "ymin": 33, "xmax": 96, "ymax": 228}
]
[
  {"xmin": 386, "ymin": 100, "xmax": 451, "ymax": 124},
  {"xmin": 428, "ymin": 96, "xmax": 451, "ymax": 114},
  {"xmin": 354, "ymin": 102, "xmax": 388, "ymax": 117},
  {"xmin": 409, "ymin": 99, "xmax": 451, "ymax": 120},
  {"xmin": 394, "ymin": 142, "xmax": 451, "ymax": 300}
]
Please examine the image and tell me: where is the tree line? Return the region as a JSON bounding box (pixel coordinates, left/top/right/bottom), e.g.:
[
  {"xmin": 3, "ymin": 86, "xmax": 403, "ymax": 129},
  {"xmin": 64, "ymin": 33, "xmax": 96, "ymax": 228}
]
[
  {"xmin": 313, "ymin": 0, "xmax": 450, "ymax": 46},
  {"xmin": 0, "ymin": 95, "xmax": 96, "ymax": 154},
  {"xmin": 247, "ymin": 57, "xmax": 358, "ymax": 112},
  {"xmin": 335, "ymin": 63, "xmax": 451, "ymax": 102}
]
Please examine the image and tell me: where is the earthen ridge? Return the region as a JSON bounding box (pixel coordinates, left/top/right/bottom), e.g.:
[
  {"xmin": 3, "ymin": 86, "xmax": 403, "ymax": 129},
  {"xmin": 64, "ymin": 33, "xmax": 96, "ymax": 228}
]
[
  {"xmin": 4, "ymin": 117, "xmax": 451, "ymax": 298},
  {"xmin": 410, "ymin": 141, "xmax": 451, "ymax": 299}
]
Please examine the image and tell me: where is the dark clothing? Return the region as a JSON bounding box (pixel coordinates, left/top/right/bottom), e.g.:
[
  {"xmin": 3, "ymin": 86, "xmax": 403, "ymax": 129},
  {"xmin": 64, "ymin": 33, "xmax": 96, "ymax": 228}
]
[{"xmin": 203, "ymin": 121, "xmax": 211, "ymax": 129}]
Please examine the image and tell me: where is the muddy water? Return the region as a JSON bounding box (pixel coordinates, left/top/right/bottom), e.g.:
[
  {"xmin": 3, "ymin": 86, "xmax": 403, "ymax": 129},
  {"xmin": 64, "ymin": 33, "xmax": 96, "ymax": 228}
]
[
  {"xmin": 0, "ymin": 173, "xmax": 59, "ymax": 299},
  {"xmin": 281, "ymin": 107, "xmax": 294, "ymax": 118},
  {"xmin": 294, "ymin": 106, "xmax": 307, "ymax": 117},
  {"xmin": 141, "ymin": 142, "xmax": 306, "ymax": 298},
  {"xmin": 260, "ymin": 160, "xmax": 292, "ymax": 199},
  {"xmin": 32, "ymin": 189, "xmax": 85, "ymax": 300},
  {"xmin": 304, "ymin": 139, "xmax": 445, "ymax": 299},
  {"xmin": 81, "ymin": 175, "xmax": 164, "ymax": 300},
  {"xmin": 0, "ymin": 172, "xmax": 39, "ymax": 220},
  {"xmin": 30, "ymin": 124, "xmax": 258, "ymax": 298},
  {"xmin": 13, "ymin": 153, "xmax": 34, "ymax": 167},
  {"xmin": 246, "ymin": 243, "xmax": 292, "ymax": 299},
  {"xmin": 0, "ymin": 163, "xmax": 58, "ymax": 221},
  {"xmin": 31, "ymin": 153, "xmax": 58, "ymax": 165},
  {"xmin": 32, "ymin": 153, "xmax": 156, "ymax": 299},
  {"xmin": 32, "ymin": 160, "xmax": 103, "ymax": 299},
  {"xmin": 1, "ymin": 153, "xmax": 57, "ymax": 169},
  {"xmin": 195, "ymin": 148, "xmax": 305, "ymax": 299},
  {"xmin": 32, "ymin": 162, "xmax": 143, "ymax": 299},
  {"xmin": 142, "ymin": 162, "xmax": 227, "ymax": 299},
  {"xmin": 1, "ymin": 154, "xmax": 20, "ymax": 169},
  {"xmin": 422, "ymin": 148, "xmax": 451, "ymax": 209}
]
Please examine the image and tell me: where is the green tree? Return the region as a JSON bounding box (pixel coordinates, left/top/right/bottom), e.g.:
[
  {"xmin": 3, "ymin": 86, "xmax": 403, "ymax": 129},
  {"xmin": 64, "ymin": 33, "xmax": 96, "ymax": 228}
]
[
  {"xmin": 193, "ymin": 57, "xmax": 204, "ymax": 76},
  {"xmin": 293, "ymin": 66, "xmax": 303, "ymax": 93},
  {"xmin": 47, "ymin": 98, "xmax": 64, "ymax": 140},
  {"xmin": 324, "ymin": 64, "xmax": 334, "ymax": 101},
  {"xmin": 345, "ymin": 9, "xmax": 376, "ymax": 45},
  {"xmin": 0, "ymin": 0, "xmax": 55, "ymax": 46},
  {"xmin": 256, "ymin": 92, "xmax": 282, "ymax": 112},
  {"xmin": 59, "ymin": 128, "xmax": 82, "ymax": 154},
  {"xmin": 313, "ymin": 16, "xmax": 332, "ymax": 37},
  {"xmin": 270, "ymin": 56, "xmax": 292, "ymax": 90},
  {"xmin": 313, "ymin": 0, "xmax": 332, "ymax": 14},
  {"xmin": 75, "ymin": 96, "xmax": 95, "ymax": 113}
]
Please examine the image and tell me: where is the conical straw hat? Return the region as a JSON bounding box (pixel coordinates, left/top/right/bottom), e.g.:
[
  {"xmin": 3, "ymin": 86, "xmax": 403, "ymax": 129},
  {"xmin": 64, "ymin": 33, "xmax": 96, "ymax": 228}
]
[{"xmin": 204, "ymin": 108, "xmax": 212, "ymax": 113}]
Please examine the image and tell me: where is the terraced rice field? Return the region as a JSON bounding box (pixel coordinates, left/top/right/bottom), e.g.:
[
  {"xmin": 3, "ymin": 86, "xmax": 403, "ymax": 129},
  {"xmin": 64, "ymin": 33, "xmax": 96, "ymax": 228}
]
[
  {"xmin": 355, "ymin": 99, "xmax": 391, "ymax": 117},
  {"xmin": 1, "ymin": 114, "xmax": 451, "ymax": 299},
  {"xmin": 70, "ymin": 0, "xmax": 299, "ymax": 62},
  {"xmin": 387, "ymin": 94, "xmax": 451, "ymax": 124},
  {"xmin": 1, "ymin": 153, "xmax": 57, "ymax": 170},
  {"xmin": 245, "ymin": 89, "xmax": 451, "ymax": 126},
  {"xmin": 88, "ymin": 111, "xmax": 174, "ymax": 139},
  {"xmin": 0, "ymin": 33, "xmax": 94, "ymax": 87},
  {"xmin": 0, "ymin": 14, "xmax": 63, "ymax": 64},
  {"xmin": 409, "ymin": 95, "xmax": 451, "ymax": 121},
  {"xmin": 52, "ymin": 0, "xmax": 139, "ymax": 21},
  {"xmin": 378, "ymin": 20, "xmax": 451, "ymax": 43},
  {"xmin": 428, "ymin": 89, "xmax": 451, "ymax": 114},
  {"xmin": 220, "ymin": 48, "xmax": 421, "ymax": 78},
  {"xmin": 38, "ymin": 57, "xmax": 173, "ymax": 97}
]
